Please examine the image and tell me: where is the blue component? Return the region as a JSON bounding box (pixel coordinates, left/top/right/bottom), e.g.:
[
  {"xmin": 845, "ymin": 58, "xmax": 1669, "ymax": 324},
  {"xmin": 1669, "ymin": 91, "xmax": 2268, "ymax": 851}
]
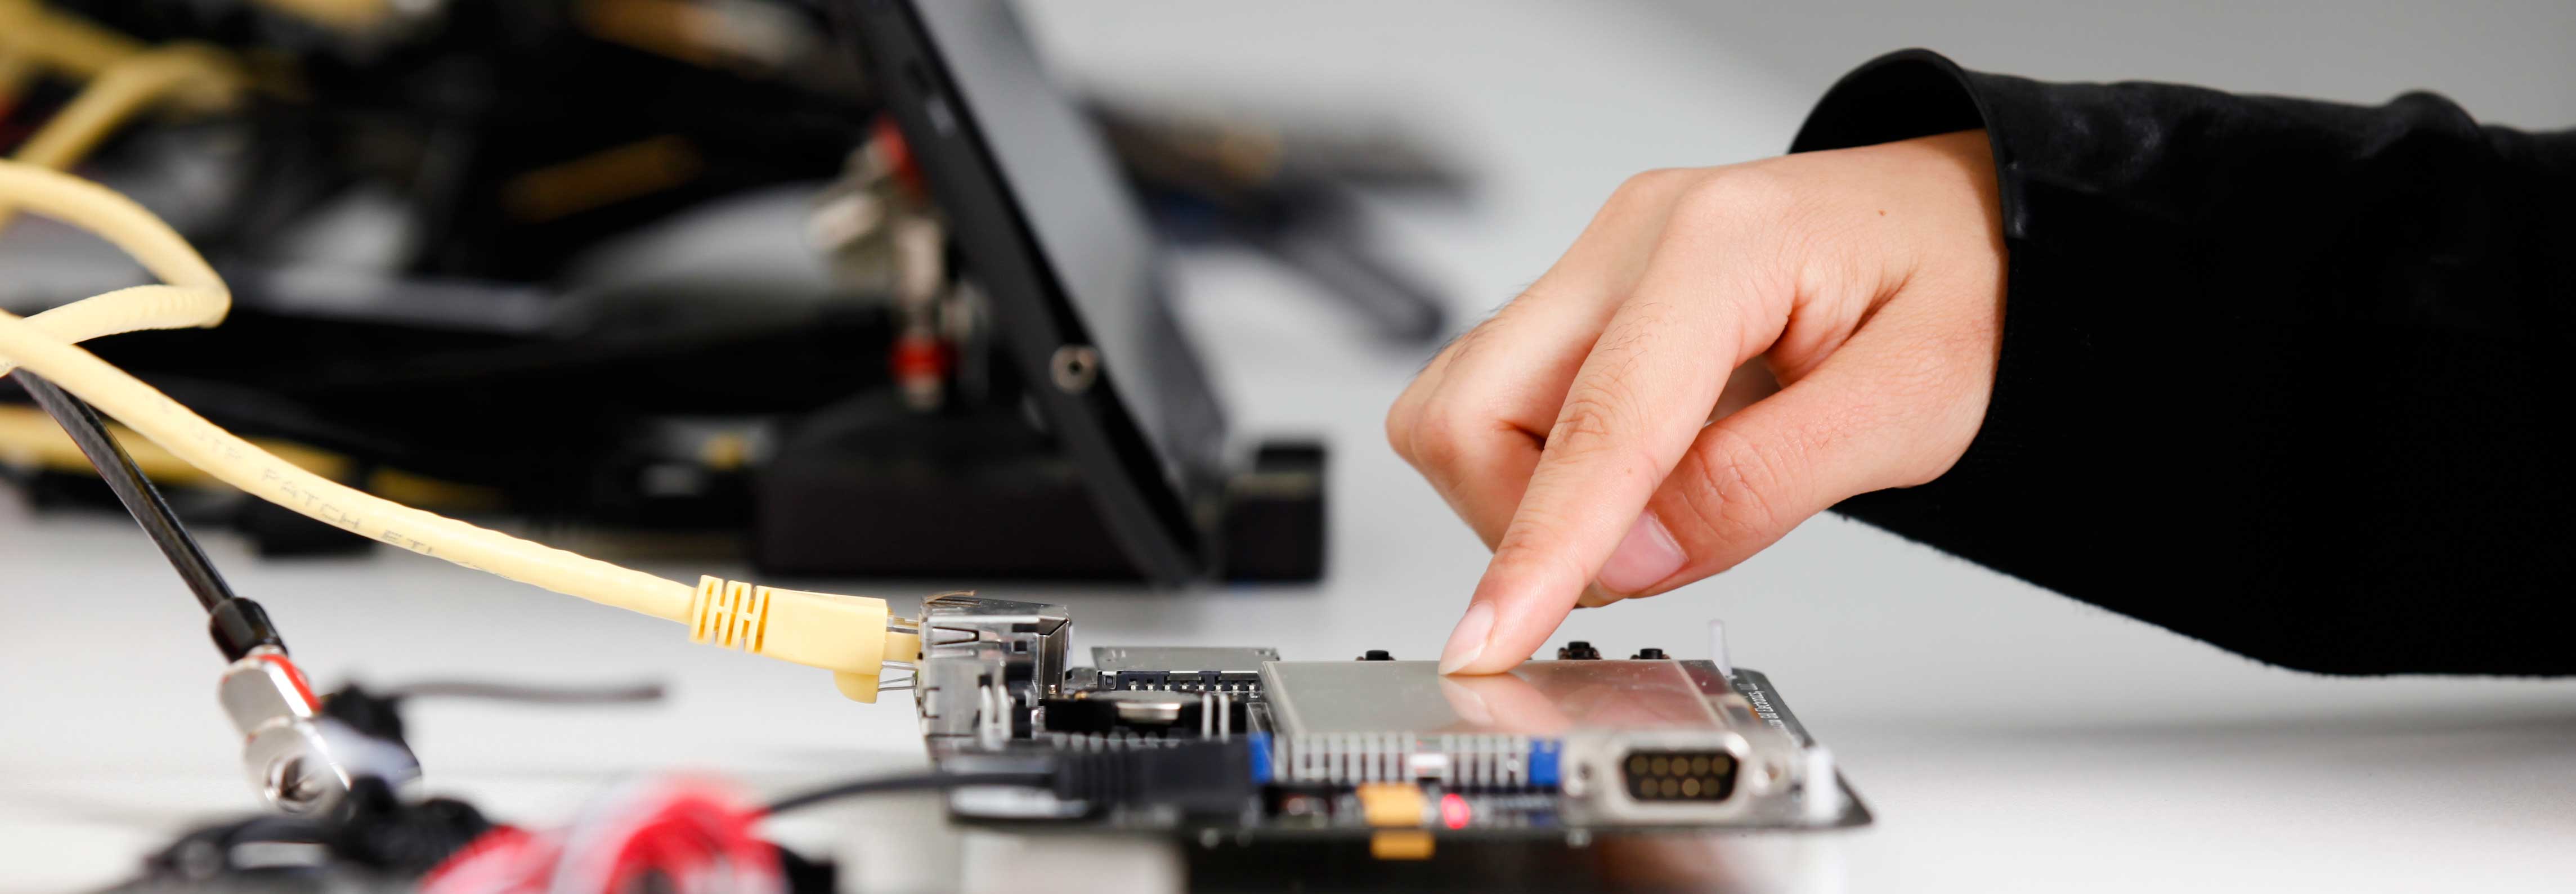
[
  {"xmin": 1528, "ymin": 739, "xmax": 1563, "ymax": 788},
  {"xmin": 1248, "ymin": 732, "xmax": 1275, "ymax": 784}
]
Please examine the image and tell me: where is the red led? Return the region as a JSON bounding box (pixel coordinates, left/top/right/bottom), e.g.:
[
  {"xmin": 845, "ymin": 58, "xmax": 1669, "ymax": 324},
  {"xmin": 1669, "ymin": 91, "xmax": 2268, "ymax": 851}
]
[{"xmin": 1439, "ymin": 793, "xmax": 1471, "ymax": 830}]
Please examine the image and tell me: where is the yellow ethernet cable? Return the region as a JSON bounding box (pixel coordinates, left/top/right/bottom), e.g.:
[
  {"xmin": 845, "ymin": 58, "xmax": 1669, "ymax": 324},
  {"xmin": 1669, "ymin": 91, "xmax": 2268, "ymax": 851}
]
[
  {"xmin": 1, "ymin": 52, "xmax": 36, "ymax": 113},
  {"xmin": 0, "ymin": 160, "xmax": 919, "ymax": 700},
  {"xmin": 0, "ymin": 43, "xmax": 245, "ymax": 232},
  {"xmin": 9, "ymin": 43, "xmax": 240, "ymax": 169},
  {"xmin": 0, "ymin": 0, "xmax": 147, "ymax": 84},
  {"xmin": 0, "ymin": 160, "xmax": 231, "ymax": 374}
]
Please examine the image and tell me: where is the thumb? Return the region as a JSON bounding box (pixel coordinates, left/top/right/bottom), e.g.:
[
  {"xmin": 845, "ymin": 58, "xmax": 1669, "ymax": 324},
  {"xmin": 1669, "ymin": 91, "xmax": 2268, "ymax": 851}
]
[{"xmin": 1603, "ymin": 327, "xmax": 1992, "ymax": 605}]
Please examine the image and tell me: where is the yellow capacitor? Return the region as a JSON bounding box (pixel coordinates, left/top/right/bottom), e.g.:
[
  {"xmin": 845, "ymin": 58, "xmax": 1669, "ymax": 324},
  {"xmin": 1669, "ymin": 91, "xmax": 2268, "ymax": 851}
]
[{"xmin": 1355, "ymin": 783, "xmax": 1427, "ymax": 828}]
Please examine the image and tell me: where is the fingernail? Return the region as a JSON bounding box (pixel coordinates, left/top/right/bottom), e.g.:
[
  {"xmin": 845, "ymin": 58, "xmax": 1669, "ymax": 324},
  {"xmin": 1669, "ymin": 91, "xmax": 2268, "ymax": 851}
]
[
  {"xmin": 1596, "ymin": 511, "xmax": 1686, "ymax": 596},
  {"xmin": 1439, "ymin": 601, "xmax": 1495, "ymax": 674}
]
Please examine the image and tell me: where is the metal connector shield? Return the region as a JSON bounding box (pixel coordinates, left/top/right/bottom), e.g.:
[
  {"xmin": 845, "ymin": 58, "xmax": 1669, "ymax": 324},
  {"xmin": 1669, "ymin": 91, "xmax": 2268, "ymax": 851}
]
[{"xmin": 218, "ymin": 650, "xmax": 418, "ymax": 813}]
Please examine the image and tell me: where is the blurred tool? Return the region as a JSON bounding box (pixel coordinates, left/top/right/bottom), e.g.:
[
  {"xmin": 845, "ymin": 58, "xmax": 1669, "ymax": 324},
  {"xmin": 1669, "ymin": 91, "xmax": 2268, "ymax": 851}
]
[{"xmin": 0, "ymin": 1, "xmax": 882, "ymax": 557}]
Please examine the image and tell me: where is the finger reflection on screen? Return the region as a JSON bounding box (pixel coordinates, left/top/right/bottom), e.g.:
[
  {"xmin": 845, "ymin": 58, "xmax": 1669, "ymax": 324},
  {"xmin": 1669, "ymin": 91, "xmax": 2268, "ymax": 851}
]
[
  {"xmin": 1439, "ymin": 662, "xmax": 1728, "ymax": 734},
  {"xmin": 1437, "ymin": 671, "xmax": 1575, "ymax": 734}
]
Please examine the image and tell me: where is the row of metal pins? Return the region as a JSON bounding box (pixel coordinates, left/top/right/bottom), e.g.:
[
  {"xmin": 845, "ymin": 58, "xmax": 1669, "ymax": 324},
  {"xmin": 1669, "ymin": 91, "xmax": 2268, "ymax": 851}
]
[{"xmin": 1280, "ymin": 734, "xmax": 1530, "ymax": 787}]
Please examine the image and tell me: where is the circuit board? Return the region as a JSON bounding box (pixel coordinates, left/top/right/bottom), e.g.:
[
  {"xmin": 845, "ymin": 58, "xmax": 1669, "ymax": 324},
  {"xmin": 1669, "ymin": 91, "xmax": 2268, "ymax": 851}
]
[{"xmin": 908, "ymin": 595, "xmax": 1869, "ymax": 857}]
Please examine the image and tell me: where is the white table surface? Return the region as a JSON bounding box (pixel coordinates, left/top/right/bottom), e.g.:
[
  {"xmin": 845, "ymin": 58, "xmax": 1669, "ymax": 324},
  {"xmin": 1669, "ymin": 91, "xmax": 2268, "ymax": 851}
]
[{"xmin": 7, "ymin": 2, "xmax": 2576, "ymax": 891}]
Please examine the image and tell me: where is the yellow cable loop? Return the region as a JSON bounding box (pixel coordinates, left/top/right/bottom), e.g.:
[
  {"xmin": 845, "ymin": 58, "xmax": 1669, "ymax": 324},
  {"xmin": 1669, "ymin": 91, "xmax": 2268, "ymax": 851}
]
[
  {"xmin": 0, "ymin": 160, "xmax": 698, "ymax": 623},
  {"xmin": 0, "ymin": 161, "xmax": 917, "ymax": 700}
]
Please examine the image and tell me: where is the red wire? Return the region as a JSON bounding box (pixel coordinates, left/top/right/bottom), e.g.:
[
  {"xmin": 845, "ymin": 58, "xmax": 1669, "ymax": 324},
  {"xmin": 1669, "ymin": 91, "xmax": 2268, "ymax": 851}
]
[{"xmin": 423, "ymin": 776, "xmax": 781, "ymax": 894}]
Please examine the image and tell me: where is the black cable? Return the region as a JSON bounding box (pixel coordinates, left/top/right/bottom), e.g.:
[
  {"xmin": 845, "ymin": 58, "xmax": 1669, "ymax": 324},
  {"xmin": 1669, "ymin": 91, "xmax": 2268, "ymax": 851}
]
[
  {"xmin": 770, "ymin": 740, "xmax": 1261, "ymax": 816},
  {"xmin": 14, "ymin": 370, "xmax": 237, "ymax": 612},
  {"xmin": 762, "ymin": 771, "xmax": 1049, "ymax": 815}
]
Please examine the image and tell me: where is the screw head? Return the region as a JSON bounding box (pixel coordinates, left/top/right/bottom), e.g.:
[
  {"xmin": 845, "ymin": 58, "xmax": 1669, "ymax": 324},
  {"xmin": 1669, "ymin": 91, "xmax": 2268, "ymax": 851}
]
[{"xmin": 1050, "ymin": 345, "xmax": 1100, "ymax": 393}]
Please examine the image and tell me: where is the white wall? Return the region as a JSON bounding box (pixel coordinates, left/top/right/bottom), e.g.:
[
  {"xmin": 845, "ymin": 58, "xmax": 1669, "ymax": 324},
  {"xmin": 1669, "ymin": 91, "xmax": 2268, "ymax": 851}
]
[{"xmin": 1017, "ymin": 0, "xmax": 2576, "ymax": 336}]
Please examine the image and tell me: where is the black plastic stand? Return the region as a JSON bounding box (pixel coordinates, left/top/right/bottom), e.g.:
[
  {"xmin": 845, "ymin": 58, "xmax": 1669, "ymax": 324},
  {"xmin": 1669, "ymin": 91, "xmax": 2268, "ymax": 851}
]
[{"xmin": 751, "ymin": 395, "xmax": 1325, "ymax": 582}]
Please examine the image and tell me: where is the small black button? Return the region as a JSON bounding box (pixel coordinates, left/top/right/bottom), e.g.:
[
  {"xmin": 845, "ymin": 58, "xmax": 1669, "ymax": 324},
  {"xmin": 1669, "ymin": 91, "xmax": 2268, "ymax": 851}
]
[
  {"xmin": 1360, "ymin": 649, "xmax": 1394, "ymax": 661},
  {"xmin": 1632, "ymin": 648, "xmax": 1669, "ymax": 660},
  {"xmin": 1556, "ymin": 641, "xmax": 1602, "ymax": 660}
]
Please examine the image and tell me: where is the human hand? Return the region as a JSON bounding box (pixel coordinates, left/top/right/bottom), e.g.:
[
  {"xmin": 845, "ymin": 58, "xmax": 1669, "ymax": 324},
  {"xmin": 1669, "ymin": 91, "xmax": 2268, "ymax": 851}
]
[{"xmin": 1386, "ymin": 131, "xmax": 2006, "ymax": 674}]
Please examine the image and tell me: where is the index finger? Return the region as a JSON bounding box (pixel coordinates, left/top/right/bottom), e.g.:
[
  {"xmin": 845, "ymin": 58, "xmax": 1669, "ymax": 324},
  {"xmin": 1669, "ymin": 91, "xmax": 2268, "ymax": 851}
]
[{"xmin": 1439, "ymin": 181, "xmax": 1795, "ymax": 674}]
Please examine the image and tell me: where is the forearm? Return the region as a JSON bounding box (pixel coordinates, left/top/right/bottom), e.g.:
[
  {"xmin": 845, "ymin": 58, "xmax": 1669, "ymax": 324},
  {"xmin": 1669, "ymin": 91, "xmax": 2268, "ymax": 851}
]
[{"xmin": 1799, "ymin": 51, "xmax": 2576, "ymax": 674}]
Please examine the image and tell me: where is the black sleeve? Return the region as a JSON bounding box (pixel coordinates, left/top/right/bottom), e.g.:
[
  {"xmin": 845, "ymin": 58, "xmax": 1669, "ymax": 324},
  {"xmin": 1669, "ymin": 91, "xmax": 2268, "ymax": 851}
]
[{"xmin": 1794, "ymin": 50, "xmax": 2576, "ymax": 675}]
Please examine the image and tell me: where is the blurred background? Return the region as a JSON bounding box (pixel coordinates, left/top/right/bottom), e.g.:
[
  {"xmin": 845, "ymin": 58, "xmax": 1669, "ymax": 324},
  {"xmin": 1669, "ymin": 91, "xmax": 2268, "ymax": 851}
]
[{"xmin": 3, "ymin": 1, "xmax": 2574, "ymax": 891}]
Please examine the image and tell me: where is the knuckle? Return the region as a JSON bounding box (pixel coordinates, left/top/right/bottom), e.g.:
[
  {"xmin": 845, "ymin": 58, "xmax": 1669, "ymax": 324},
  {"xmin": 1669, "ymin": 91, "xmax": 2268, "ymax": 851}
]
[
  {"xmin": 1545, "ymin": 314, "xmax": 1677, "ymax": 469},
  {"xmin": 1584, "ymin": 305, "xmax": 1676, "ymax": 386},
  {"xmin": 1673, "ymin": 426, "xmax": 1790, "ymax": 545},
  {"xmin": 1442, "ymin": 294, "xmax": 1531, "ymax": 367},
  {"xmin": 1386, "ymin": 374, "xmax": 1454, "ymax": 466},
  {"xmin": 1500, "ymin": 282, "xmax": 1570, "ymax": 318},
  {"xmin": 1491, "ymin": 513, "xmax": 1596, "ymax": 587},
  {"xmin": 1544, "ymin": 389, "xmax": 1666, "ymax": 487},
  {"xmin": 1410, "ymin": 403, "xmax": 1483, "ymax": 472},
  {"xmin": 1547, "ymin": 390, "xmax": 1632, "ymax": 458},
  {"xmin": 1611, "ymin": 167, "xmax": 1699, "ymax": 205},
  {"xmin": 1669, "ymin": 169, "xmax": 1801, "ymax": 229},
  {"xmin": 1440, "ymin": 320, "xmax": 1491, "ymax": 366},
  {"xmin": 1384, "ymin": 400, "xmax": 1420, "ymax": 463}
]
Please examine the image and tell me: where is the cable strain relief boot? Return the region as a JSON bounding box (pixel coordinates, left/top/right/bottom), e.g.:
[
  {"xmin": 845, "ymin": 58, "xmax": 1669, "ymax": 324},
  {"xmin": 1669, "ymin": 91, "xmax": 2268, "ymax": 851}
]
[
  {"xmin": 209, "ymin": 597, "xmax": 284, "ymax": 661},
  {"xmin": 691, "ymin": 577, "xmax": 920, "ymax": 702}
]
